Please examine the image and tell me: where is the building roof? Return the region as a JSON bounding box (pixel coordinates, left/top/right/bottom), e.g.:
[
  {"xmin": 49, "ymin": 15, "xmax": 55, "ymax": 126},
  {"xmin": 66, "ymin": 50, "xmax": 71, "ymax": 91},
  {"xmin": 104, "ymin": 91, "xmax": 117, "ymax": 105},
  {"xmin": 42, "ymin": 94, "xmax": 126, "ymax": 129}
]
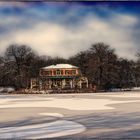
[{"xmin": 41, "ymin": 64, "xmax": 78, "ymax": 69}]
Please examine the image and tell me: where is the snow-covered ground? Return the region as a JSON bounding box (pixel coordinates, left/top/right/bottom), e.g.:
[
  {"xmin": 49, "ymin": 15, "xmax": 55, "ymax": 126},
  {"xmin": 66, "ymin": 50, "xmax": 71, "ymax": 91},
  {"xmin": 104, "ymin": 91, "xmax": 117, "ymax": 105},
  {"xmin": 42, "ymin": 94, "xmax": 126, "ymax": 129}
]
[
  {"xmin": 0, "ymin": 120, "xmax": 85, "ymax": 139},
  {"xmin": 0, "ymin": 92, "xmax": 140, "ymax": 139},
  {"xmin": 0, "ymin": 96, "xmax": 140, "ymax": 110},
  {"xmin": 0, "ymin": 87, "xmax": 15, "ymax": 93}
]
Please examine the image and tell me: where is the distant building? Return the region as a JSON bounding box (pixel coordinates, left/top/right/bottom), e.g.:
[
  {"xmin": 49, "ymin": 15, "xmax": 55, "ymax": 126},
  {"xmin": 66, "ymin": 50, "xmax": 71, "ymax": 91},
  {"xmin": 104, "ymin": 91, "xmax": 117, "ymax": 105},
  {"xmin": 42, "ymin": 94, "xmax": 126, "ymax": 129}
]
[{"xmin": 31, "ymin": 64, "xmax": 88, "ymax": 91}]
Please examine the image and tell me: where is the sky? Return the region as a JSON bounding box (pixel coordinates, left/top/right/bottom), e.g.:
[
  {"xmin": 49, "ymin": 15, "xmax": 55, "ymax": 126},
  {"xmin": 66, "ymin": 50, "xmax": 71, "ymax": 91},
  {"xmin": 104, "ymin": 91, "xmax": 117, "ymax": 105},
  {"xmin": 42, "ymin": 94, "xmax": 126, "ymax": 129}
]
[{"xmin": 0, "ymin": 2, "xmax": 140, "ymax": 60}]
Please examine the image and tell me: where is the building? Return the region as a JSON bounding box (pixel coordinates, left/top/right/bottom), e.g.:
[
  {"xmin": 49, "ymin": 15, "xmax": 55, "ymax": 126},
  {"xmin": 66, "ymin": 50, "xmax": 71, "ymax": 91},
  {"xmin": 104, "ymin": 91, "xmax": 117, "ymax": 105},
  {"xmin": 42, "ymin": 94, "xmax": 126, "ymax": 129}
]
[{"xmin": 31, "ymin": 64, "xmax": 88, "ymax": 91}]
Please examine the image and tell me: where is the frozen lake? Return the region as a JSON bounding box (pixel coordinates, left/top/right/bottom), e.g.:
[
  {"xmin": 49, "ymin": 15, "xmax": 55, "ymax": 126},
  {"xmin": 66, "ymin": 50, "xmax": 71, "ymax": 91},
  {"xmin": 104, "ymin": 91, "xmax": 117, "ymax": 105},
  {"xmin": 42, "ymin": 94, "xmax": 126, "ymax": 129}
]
[{"xmin": 0, "ymin": 92, "xmax": 140, "ymax": 139}]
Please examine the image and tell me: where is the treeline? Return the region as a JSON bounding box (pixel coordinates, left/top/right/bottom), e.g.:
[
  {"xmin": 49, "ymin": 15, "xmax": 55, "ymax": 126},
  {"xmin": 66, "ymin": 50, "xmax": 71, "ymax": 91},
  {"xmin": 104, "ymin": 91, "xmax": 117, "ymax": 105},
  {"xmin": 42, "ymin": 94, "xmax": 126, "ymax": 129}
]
[{"xmin": 0, "ymin": 43, "xmax": 140, "ymax": 90}]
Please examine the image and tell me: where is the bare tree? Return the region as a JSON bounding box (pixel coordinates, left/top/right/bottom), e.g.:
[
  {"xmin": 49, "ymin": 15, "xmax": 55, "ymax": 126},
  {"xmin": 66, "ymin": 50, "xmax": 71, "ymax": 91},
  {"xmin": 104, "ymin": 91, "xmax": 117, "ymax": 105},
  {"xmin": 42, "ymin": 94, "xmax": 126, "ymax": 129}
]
[
  {"xmin": 5, "ymin": 44, "xmax": 36, "ymax": 89},
  {"xmin": 68, "ymin": 51, "xmax": 89, "ymax": 76},
  {"xmin": 134, "ymin": 53, "xmax": 140, "ymax": 87},
  {"xmin": 87, "ymin": 43, "xmax": 118, "ymax": 90},
  {"xmin": 5, "ymin": 44, "xmax": 35, "ymax": 74}
]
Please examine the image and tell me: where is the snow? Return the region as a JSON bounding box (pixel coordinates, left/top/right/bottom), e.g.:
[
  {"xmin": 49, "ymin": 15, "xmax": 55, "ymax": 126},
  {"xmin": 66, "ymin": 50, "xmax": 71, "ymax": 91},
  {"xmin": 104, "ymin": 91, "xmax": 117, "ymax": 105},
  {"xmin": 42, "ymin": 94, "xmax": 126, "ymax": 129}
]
[
  {"xmin": 1, "ymin": 93, "xmax": 140, "ymax": 139},
  {"xmin": 0, "ymin": 120, "xmax": 85, "ymax": 139},
  {"xmin": 42, "ymin": 64, "xmax": 78, "ymax": 69},
  {"xmin": 0, "ymin": 96, "xmax": 140, "ymax": 111},
  {"xmin": 0, "ymin": 87, "xmax": 4, "ymax": 92},
  {"xmin": 39, "ymin": 113, "xmax": 64, "ymax": 117},
  {"xmin": 0, "ymin": 87, "xmax": 15, "ymax": 93},
  {"xmin": 132, "ymin": 87, "xmax": 140, "ymax": 91}
]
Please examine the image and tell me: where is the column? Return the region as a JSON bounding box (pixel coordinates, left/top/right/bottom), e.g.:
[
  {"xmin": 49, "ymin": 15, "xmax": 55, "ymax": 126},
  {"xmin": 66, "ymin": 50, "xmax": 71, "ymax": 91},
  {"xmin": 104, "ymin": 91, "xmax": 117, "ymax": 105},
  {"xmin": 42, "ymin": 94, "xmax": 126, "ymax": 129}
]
[
  {"xmin": 70, "ymin": 79, "xmax": 73, "ymax": 89},
  {"xmin": 86, "ymin": 79, "xmax": 88, "ymax": 88}
]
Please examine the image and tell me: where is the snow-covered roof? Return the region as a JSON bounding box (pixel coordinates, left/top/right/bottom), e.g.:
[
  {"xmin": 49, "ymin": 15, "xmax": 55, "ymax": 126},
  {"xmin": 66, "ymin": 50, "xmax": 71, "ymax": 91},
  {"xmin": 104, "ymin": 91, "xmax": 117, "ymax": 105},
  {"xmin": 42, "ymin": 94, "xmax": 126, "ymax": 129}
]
[{"xmin": 41, "ymin": 64, "xmax": 78, "ymax": 69}]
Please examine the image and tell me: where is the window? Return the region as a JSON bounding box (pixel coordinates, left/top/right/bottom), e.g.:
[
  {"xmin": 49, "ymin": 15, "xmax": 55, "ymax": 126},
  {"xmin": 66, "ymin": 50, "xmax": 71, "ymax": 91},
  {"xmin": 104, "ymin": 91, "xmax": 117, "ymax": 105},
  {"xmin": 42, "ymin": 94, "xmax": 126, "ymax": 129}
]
[
  {"xmin": 56, "ymin": 69, "xmax": 61, "ymax": 75},
  {"xmin": 65, "ymin": 70, "xmax": 70, "ymax": 75},
  {"xmin": 72, "ymin": 70, "xmax": 76, "ymax": 75},
  {"xmin": 45, "ymin": 71, "xmax": 52, "ymax": 76}
]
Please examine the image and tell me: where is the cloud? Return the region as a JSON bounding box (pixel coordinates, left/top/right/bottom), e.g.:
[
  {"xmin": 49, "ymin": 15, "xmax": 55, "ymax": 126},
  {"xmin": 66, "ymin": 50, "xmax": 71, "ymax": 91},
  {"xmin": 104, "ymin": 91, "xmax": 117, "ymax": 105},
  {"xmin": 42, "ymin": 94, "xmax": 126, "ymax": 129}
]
[{"xmin": 0, "ymin": 3, "xmax": 140, "ymax": 60}]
